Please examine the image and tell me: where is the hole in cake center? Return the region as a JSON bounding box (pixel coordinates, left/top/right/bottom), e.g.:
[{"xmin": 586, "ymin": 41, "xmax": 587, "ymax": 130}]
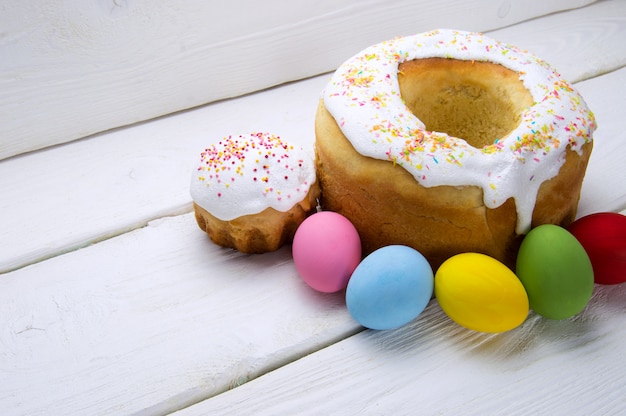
[{"xmin": 398, "ymin": 58, "xmax": 534, "ymax": 148}]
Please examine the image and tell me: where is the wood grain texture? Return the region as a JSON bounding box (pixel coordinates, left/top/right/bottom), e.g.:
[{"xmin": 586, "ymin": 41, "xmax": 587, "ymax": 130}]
[
  {"xmin": 574, "ymin": 68, "xmax": 626, "ymax": 217},
  {"xmin": 0, "ymin": 0, "xmax": 595, "ymax": 160},
  {"xmin": 175, "ymin": 280, "xmax": 626, "ymax": 416},
  {"xmin": 487, "ymin": 0, "xmax": 626, "ymax": 84},
  {"xmin": 0, "ymin": 213, "xmax": 361, "ymax": 416},
  {"xmin": 1, "ymin": 0, "xmax": 624, "ymax": 274}
]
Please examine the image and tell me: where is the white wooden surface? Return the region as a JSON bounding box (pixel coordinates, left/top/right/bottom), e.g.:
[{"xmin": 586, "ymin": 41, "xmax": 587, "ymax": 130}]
[
  {"xmin": 175, "ymin": 281, "xmax": 626, "ymax": 416},
  {"xmin": 1, "ymin": 1, "xmax": 626, "ymax": 415},
  {"xmin": 0, "ymin": 0, "xmax": 594, "ymax": 160}
]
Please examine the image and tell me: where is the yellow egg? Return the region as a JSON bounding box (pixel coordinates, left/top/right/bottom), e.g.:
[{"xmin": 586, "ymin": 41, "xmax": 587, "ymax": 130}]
[{"xmin": 435, "ymin": 253, "xmax": 529, "ymax": 332}]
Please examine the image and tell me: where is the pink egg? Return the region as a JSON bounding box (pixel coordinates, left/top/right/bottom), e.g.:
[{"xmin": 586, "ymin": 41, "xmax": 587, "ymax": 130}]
[
  {"xmin": 292, "ymin": 211, "xmax": 362, "ymax": 293},
  {"xmin": 567, "ymin": 212, "xmax": 626, "ymax": 285}
]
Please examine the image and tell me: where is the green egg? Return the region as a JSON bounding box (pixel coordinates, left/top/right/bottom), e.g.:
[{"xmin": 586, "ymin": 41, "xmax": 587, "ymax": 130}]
[{"xmin": 516, "ymin": 224, "xmax": 594, "ymax": 320}]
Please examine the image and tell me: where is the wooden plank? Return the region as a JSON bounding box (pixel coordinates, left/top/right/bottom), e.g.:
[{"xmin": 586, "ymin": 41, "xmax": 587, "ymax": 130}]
[
  {"xmin": 1, "ymin": 0, "xmax": 624, "ymax": 274},
  {"xmin": 174, "ymin": 280, "xmax": 626, "ymax": 416},
  {"xmin": 0, "ymin": 0, "xmax": 595, "ymax": 160},
  {"xmin": 574, "ymin": 68, "xmax": 626, "ymax": 217},
  {"xmin": 0, "ymin": 213, "xmax": 362, "ymax": 415},
  {"xmin": 487, "ymin": 0, "xmax": 626, "ymax": 84}
]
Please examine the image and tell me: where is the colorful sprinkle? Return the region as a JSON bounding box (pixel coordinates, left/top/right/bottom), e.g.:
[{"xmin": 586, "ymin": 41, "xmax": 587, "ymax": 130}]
[{"xmin": 190, "ymin": 132, "xmax": 316, "ymax": 221}]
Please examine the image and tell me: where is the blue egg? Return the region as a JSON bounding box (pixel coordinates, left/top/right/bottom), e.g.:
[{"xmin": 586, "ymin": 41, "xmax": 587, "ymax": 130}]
[{"xmin": 346, "ymin": 245, "xmax": 434, "ymax": 330}]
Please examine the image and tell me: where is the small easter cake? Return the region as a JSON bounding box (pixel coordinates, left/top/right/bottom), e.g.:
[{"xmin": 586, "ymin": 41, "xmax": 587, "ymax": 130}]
[{"xmin": 190, "ymin": 132, "xmax": 320, "ymax": 253}]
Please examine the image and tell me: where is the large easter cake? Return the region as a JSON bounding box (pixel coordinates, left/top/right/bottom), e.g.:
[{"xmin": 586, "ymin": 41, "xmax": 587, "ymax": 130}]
[{"xmin": 315, "ymin": 29, "xmax": 595, "ymax": 270}]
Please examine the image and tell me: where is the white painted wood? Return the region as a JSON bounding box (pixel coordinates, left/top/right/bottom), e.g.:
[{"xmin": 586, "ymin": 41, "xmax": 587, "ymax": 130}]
[
  {"xmin": 0, "ymin": 213, "xmax": 361, "ymax": 416},
  {"xmin": 174, "ymin": 281, "xmax": 626, "ymax": 416},
  {"xmin": 574, "ymin": 68, "xmax": 626, "ymax": 217},
  {"xmin": 0, "ymin": 3, "xmax": 625, "ymax": 416},
  {"xmin": 1, "ymin": 0, "xmax": 624, "ymax": 274},
  {"xmin": 0, "ymin": 0, "xmax": 596, "ymax": 160},
  {"xmin": 487, "ymin": 0, "xmax": 626, "ymax": 84}
]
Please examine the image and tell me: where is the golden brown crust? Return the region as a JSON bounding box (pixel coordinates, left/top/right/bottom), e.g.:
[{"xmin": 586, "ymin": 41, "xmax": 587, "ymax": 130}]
[
  {"xmin": 315, "ymin": 59, "xmax": 592, "ymax": 270},
  {"xmin": 193, "ymin": 182, "xmax": 320, "ymax": 253}
]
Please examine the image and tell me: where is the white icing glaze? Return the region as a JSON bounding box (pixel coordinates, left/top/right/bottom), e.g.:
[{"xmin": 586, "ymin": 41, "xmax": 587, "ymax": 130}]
[
  {"xmin": 323, "ymin": 29, "xmax": 596, "ymax": 234},
  {"xmin": 190, "ymin": 132, "xmax": 316, "ymax": 221}
]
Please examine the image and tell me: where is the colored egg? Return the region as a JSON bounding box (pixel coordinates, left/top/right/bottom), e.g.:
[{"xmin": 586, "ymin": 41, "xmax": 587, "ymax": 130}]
[
  {"xmin": 516, "ymin": 224, "xmax": 594, "ymax": 320},
  {"xmin": 435, "ymin": 253, "xmax": 529, "ymax": 332},
  {"xmin": 567, "ymin": 212, "xmax": 626, "ymax": 285},
  {"xmin": 346, "ymin": 245, "xmax": 433, "ymax": 330},
  {"xmin": 292, "ymin": 211, "xmax": 361, "ymax": 293}
]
